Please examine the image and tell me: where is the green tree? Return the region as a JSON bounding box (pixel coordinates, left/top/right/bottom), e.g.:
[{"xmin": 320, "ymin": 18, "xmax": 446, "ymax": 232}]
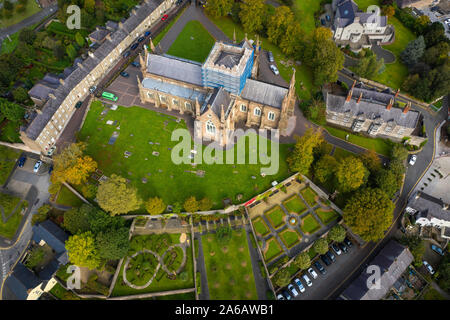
[
  {"xmin": 12, "ymin": 87, "xmax": 30, "ymax": 104},
  {"xmin": 401, "ymin": 36, "xmax": 426, "ymax": 66},
  {"xmin": 359, "ymin": 149, "xmax": 382, "ymax": 175},
  {"xmin": 327, "ymin": 224, "xmax": 346, "ymax": 243},
  {"xmin": 287, "ymin": 128, "xmax": 324, "ymax": 174},
  {"xmin": 172, "ymin": 202, "xmax": 182, "ymax": 214},
  {"xmin": 343, "ymin": 188, "xmax": 394, "ymax": 242},
  {"xmin": 97, "ymin": 174, "xmax": 142, "ymax": 216},
  {"xmin": 205, "ymin": 0, "xmax": 233, "ymax": 18},
  {"xmin": 183, "ymin": 196, "xmax": 199, "ymax": 213},
  {"xmin": 272, "ymin": 268, "xmax": 291, "ymax": 287},
  {"xmin": 399, "ymin": 235, "xmax": 425, "ymax": 267},
  {"xmin": 354, "ymin": 51, "xmax": 385, "ymax": 78},
  {"xmin": 145, "ymin": 197, "xmax": 166, "ymax": 215},
  {"xmin": 18, "ymin": 29, "xmax": 36, "ymax": 45},
  {"xmin": 314, "ymin": 155, "xmax": 337, "ymax": 185},
  {"xmin": 66, "ymin": 44, "xmax": 77, "ymax": 60},
  {"xmin": 66, "ymin": 232, "xmax": 102, "ymax": 270},
  {"xmin": 375, "ymin": 168, "xmax": 401, "ymax": 198},
  {"xmin": 436, "ymin": 254, "xmax": 450, "ymax": 292},
  {"xmin": 75, "ymin": 32, "xmax": 85, "ymax": 47},
  {"xmin": 422, "ymin": 42, "xmax": 450, "ymax": 68},
  {"xmin": 96, "ymin": 227, "xmax": 129, "ymax": 261},
  {"xmin": 239, "ymin": 0, "xmax": 266, "ymax": 33},
  {"xmin": 335, "ymin": 156, "xmax": 368, "ymax": 192},
  {"xmin": 63, "ymin": 204, "xmax": 96, "ymax": 234},
  {"xmin": 0, "ymin": 99, "xmax": 24, "ymax": 121},
  {"xmin": 294, "ymin": 252, "xmax": 311, "ymax": 270},
  {"xmin": 267, "ymin": 6, "xmax": 294, "ymax": 46},
  {"xmin": 32, "ymin": 204, "xmax": 51, "ymax": 226},
  {"xmin": 391, "ymin": 144, "xmax": 408, "ymax": 161},
  {"xmin": 199, "ymin": 197, "xmax": 213, "ymax": 211},
  {"xmin": 312, "ymin": 238, "xmax": 329, "ymax": 255}
]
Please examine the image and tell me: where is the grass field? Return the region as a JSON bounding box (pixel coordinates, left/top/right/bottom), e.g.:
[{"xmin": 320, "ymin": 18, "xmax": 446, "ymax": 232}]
[
  {"xmin": 333, "ymin": 147, "xmax": 355, "ymax": 161},
  {"xmin": 292, "ymin": 0, "xmax": 322, "ymax": 35},
  {"xmin": 78, "ymin": 101, "xmax": 290, "ymax": 210},
  {"xmin": 0, "ymin": 120, "xmax": 22, "ymax": 143},
  {"xmin": 279, "ymin": 229, "xmax": 301, "ymax": 248},
  {"xmin": 0, "ymin": 1, "xmax": 41, "ymax": 28},
  {"xmin": 264, "ymin": 206, "xmax": 286, "ymax": 229},
  {"xmin": 264, "ymin": 237, "xmax": 283, "ymax": 262},
  {"xmin": 167, "ymin": 20, "xmax": 215, "ymax": 63},
  {"xmin": 300, "ymin": 187, "xmax": 317, "ymax": 207},
  {"xmin": 283, "ymin": 195, "xmax": 307, "ymax": 214},
  {"xmin": 153, "ymin": 7, "xmax": 187, "ymax": 46},
  {"xmin": 0, "ymin": 193, "xmax": 27, "ymax": 239},
  {"xmin": 55, "ymin": 185, "xmax": 84, "ymax": 208},
  {"xmin": 301, "ymin": 214, "xmax": 321, "ymax": 234},
  {"xmin": 252, "ymin": 217, "xmax": 270, "ymax": 237},
  {"xmin": 1, "ymin": 32, "xmax": 20, "ymax": 54},
  {"xmin": 0, "ymin": 145, "xmax": 20, "ymax": 186},
  {"xmin": 202, "ymin": 229, "xmax": 258, "ymax": 299},
  {"xmin": 315, "ymin": 208, "xmax": 339, "ymax": 225}
]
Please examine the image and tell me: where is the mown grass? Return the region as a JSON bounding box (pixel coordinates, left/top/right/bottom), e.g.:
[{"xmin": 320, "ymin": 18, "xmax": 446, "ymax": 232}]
[
  {"xmin": 300, "ymin": 187, "xmax": 317, "ymax": 207},
  {"xmin": 315, "ymin": 208, "xmax": 339, "ymax": 225},
  {"xmin": 264, "ymin": 237, "xmax": 283, "ymax": 262},
  {"xmin": 55, "ymin": 185, "xmax": 84, "ymax": 208},
  {"xmin": 300, "ymin": 214, "xmax": 321, "ymax": 234},
  {"xmin": 252, "ymin": 217, "xmax": 271, "ymax": 237},
  {"xmin": 279, "ymin": 229, "xmax": 301, "ymax": 248},
  {"xmin": 283, "ymin": 195, "xmax": 307, "ymax": 214},
  {"xmin": 264, "ymin": 206, "xmax": 286, "ymax": 229}
]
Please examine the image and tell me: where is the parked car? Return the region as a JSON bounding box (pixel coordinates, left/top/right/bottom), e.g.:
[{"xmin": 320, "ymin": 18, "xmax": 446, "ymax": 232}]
[
  {"xmin": 344, "ymin": 237, "xmax": 353, "ymax": 248},
  {"xmin": 89, "ymin": 85, "xmax": 97, "ymax": 93},
  {"xmin": 282, "ymin": 290, "xmax": 292, "ymax": 300},
  {"xmin": 326, "ymin": 250, "xmax": 336, "ymax": 262},
  {"xmin": 294, "ymin": 278, "xmax": 306, "ymax": 293},
  {"xmin": 270, "ymin": 64, "xmax": 279, "ymax": 75},
  {"xmin": 431, "ymin": 244, "xmax": 444, "ymax": 256},
  {"xmin": 48, "ymin": 165, "xmax": 53, "ymax": 175},
  {"xmin": 18, "ymin": 156, "xmax": 26, "ymax": 168},
  {"xmin": 320, "ymin": 254, "xmax": 332, "ymax": 266},
  {"xmin": 444, "ymin": 18, "xmax": 450, "ymax": 25},
  {"xmin": 144, "ymin": 30, "xmax": 152, "ymax": 37},
  {"xmin": 267, "ymin": 51, "xmax": 274, "ymax": 63},
  {"xmin": 288, "ymin": 284, "xmax": 298, "ymax": 297},
  {"xmin": 123, "ymin": 51, "xmax": 131, "ymax": 58},
  {"xmin": 161, "ymin": 14, "xmax": 168, "ymax": 21},
  {"xmin": 120, "ymin": 71, "xmax": 130, "ymax": 78},
  {"xmin": 131, "ymin": 61, "xmax": 141, "ymax": 67},
  {"xmin": 400, "ymin": 226, "xmax": 406, "ymax": 233},
  {"xmin": 339, "ymin": 242, "xmax": 348, "ymax": 253},
  {"xmin": 409, "ymin": 155, "xmax": 417, "ymax": 166},
  {"xmin": 331, "ymin": 243, "xmax": 342, "ymax": 256},
  {"xmin": 325, "ymin": 15, "xmax": 330, "ymax": 21},
  {"xmin": 131, "ymin": 43, "xmax": 139, "ymax": 50},
  {"xmin": 423, "ymin": 260, "xmax": 435, "ymax": 275},
  {"xmin": 276, "ymin": 294, "xmax": 285, "ymax": 300},
  {"xmin": 320, "ymin": 19, "xmax": 325, "ymax": 25},
  {"xmin": 314, "ymin": 261, "xmax": 326, "ymax": 275},
  {"xmin": 307, "ymin": 267, "xmax": 318, "ymax": 279},
  {"xmin": 302, "ymin": 274, "xmax": 312, "ymax": 287},
  {"xmin": 75, "ymin": 101, "xmax": 83, "ymax": 109},
  {"xmin": 33, "ymin": 160, "xmax": 42, "ymax": 173},
  {"xmin": 137, "ymin": 37, "xmax": 145, "ymax": 42}
]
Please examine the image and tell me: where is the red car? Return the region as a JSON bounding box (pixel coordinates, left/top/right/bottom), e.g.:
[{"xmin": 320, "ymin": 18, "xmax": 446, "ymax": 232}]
[{"xmin": 161, "ymin": 14, "xmax": 168, "ymax": 21}]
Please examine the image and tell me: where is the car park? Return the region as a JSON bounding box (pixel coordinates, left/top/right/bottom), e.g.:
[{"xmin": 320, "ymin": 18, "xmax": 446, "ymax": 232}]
[
  {"xmin": 161, "ymin": 14, "xmax": 168, "ymax": 21},
  {"xmin": 282, "ymin": 290, "xmax": 292, "ymax": 300},
  {"xmin": 131, "ymin": 43, "xmax": 139, "ymax": 50},
  {"xmin": 270, "ymin": 64, "xmax": 279, "ymax": 75},
  {"xmin": 120, "ymin": 71, "xmax": 130, "ymax": 77},
  {"xmin": 331, "ymin": 243, "xmax": 342, "ymax": 256},
  {"xmin": 137, "ymin": 37, "xmax": 145, "ymax": 42},
  {"xmin": 431, "ymin": 245, "xmax": 444, "ymax": 256},
  {"xmin": 294, "ymin": 278, "xmax": 306, "ymax": 293},
  {"xmin": 123, "ymin": 51, "xmax": 131, "ymax": 58},
  {"xmin": 33, "ymin": 160, "xmax": 42, "ymax": 173},
  {"xmin": 314, "ymin": 261, "xmax": 326, "ymax": 275},
  {"xmin": 75, "ymin": 101, "xmax": 83, "ymax": 109},
  {"xmin": 18, "ymin": 156, "xmax": 26, "ymax": 168},
  {"xmin": 307, "ymin": 267, "xmax": 318, "ymax": 279},
  {"xmin": 302, "ymin": 274, "xmax": 312, "ymax": 287},
  {"xmin": 344, "ymin": 237, "xmax": 353, "ymax": 248},
  {"xmin": 267, "ymin": 51, "xmax": 274, "ymax": 63},
  {"xmin": 409, "ymin": 155, "xmax": 417, "ymax": 166},
  {"xmin": 339, "ymin": 242, "xmax": 348, "ymax": 253},
  {"xmin": 423, "ymin": 260, "xmax": 435, "ymax": 275},
  {"xmin": 326, "ymin": 250, "xmax": 336, "ymax": 262},
  {"xmin": 320, "ymin": 254, "xmax": 332, "ymax": 266},
  {"xmin": 277, "ymin": 294, "xmax": 285, "ymax": 300},
  {"xmin": 288, "ymin": 284, "xmax": 298, "ymax": 297},
  {"xmin": 131, "ymin": 61, "xmax": 141, "ymax": 67}
]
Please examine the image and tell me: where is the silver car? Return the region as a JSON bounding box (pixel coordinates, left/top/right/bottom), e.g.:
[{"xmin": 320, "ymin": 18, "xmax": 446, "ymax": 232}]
[
  {"xmin": 423, "ymin": 260, "xmax": 435, "ymax": 275},
  {"xmin": 409, "ymin": 155, "xmax": 417, "ymax": 166},
  {"xmin": 270, "ymin": 64, "xmax": 279, "ymax": 75},
  {"xmin": 307, "ymin": 267, "xmax": 318, "ymax": 279},
  {"xmin": 302, "ymin": 274, "xmax": 312, "ymax": 287},
  {"xmin": 288, "ymin": 284, "xmax": 298, "ymax": 297}
]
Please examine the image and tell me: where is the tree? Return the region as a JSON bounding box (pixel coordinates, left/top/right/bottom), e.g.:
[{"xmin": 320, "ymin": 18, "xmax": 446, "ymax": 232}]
[
  {"xmin": 359, "ymin": 149, "xmax": 382, "ymax": 175},
  {"xmin": 0, "ymin": 99, "xmax": 24, "ymax": 121},
  {"xmin": 436, "ymin": 254, "xmax": 450, "ymax": 292},
  {"xmin": 172, "ymin": 202, "xmax": 182, "ymax": 214},
  {"xmin": 287, "ymin": 128, "xmax": 324, "ymax": 174},
  {"xmin": 64, "ymin": 156, "xmax": 97, "ymax": 185},
  {"xmin": 84, "ymin": 0, "xmax": 95, "ymax": 14},
  {"xmin": 63, "ymin": 204, "xmax": 96, "ymax": 234},
  {"xmin": 205, "ymin": 0, "xmax": 233, "ymax": 18},
  {"xmin": 97, "ymin": 174, "xmax": 142, "ymax": 216},
  {"xmin": 145, "ymin": 197, "xmax": 166, "ymax": 215},
  {"xmin": 313, "ymin": 155, "xmax": 337, "ymax": 185},
  {"xmin": 294, "ymin": 252, "xmax": 311, "ymax": 270},
  {"xmin": 327, "ymin": 224, "xmax": 346, "ymax": 243},
  {"xmin": 239, "ymin": 0, "xmax": 266, "ymax": 34},
  {"xmin": 354, "ymin": 51, "xmax": 385, "ymax": 78},
  {"xmin": 65, "ymin": 232, "xmax": 102, "ymax": 270},
  {"xmin": 422, "ymin": 42, "xmax": 450, "ymax": 68},
  {"xmin": 183, "ymin": 196, "xmax": 199, "ymax": 213},
  {"xmin": 312, "ymin": 238, "xmax": 329, "ymax": 255},
  {"xmin": 375, "ymin": 168, "xmax": 401, "ymax": 198},
  {"xmin": 415, "ymin": 15, "xmax": 430, "ymax": 34},
  {"xmin": 302, "ymin": 98, "xmax": 326, "ymax": 124},
  {"xmin": 12, "ymin": 87, "xmax": 30, "ymax": 104},
  {"xmin": 399, "ymin": 235, "xmax": 425, "ymax": 267},
  {"xmin": 199, "ymin": 197, "xmax": 213, "ymax": 211},
  {"xmin": 424, "ymin": 22, "xmax": 446, "ymax": 47},
  {"xmin": 32, "ymin": 204, "xmax": 51, "ymax": 225},
  {"xmin": 66, "ymin": 44, "xmax": 77, "ymax": 60},
  {"xmin": 335, "ymin": 156, "xmax": 368, "ymax": 192},
  {"xmin": 272, "ymin": 268, "xmax": 291, "ymax": 287},
  {"xmin": 75, "ymin": 32, "xmax": 85, "ymax": 47},
  {"xmin": 96, "ymin": 227, "xmax": 129, "ymax": 261},
  {"xmin": 400, "ymin": 36, "xmax": 425, "ymax": 66},
  {"xmin": 343, "ymin": 188, "xmax": 394, "ymax": 242},
  {"xmin": 391, "ymin": 144, "xmax": 408, "ymax": 161},
  {"xmin": 18, "ymin": 29, "xmax": 36, "ymax": 45},
  {"xmin": 267, "ymin": 6, "xmax": 295, "ymax": 46},
  {"xmin": 381, "ymin": 5, "xmax": 395, "ymax": 18}
]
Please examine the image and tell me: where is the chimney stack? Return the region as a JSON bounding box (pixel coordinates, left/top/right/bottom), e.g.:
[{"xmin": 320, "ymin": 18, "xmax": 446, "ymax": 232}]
[
  {"xmin": 395, "ymin": 88, "xmax": 400, "ymax": 98},
  {"xmin": 346, "ymin": 88, "xmax": 353, "ymax": 102},
  {"xmin": 403, "ymin": 102, "xmax": 411, "ymax": 114},
  {"xmin": 106, "ymin": 33, "xmax": 112, "ymax": 41},
  {"xmin": 59, "ymin": 78, "xmax": 65, "ymax": 85},
  {"xmin": 386, "ymin": 98, "xmax": 393, "ymax": 110},
  {"xmin": 357, "ymin": 92, "xmax": 362, "ymax": 104},
  {"xmin": 49, "ymin": 93, "xmax": 56, "ymax": 100}
]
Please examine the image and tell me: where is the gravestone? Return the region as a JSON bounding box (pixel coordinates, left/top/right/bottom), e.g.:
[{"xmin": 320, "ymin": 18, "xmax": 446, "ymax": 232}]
[
  {"xmin": 124, "ymin": 151, "xmax": 132, "ymax": 158},
  {"xmin": 142, "ymin": 178, "xmax": 148, "ymax": 183},
  {"xmin": 152, "ymin": 151, "xmax": 160, "ymax": 156}
]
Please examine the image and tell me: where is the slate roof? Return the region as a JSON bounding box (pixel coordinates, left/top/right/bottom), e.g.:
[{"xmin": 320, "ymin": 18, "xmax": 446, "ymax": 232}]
[
  {"xmin": 341, "ymin": 241, "xmax": 413, "ymax": 300},
  {"xmin": 146, "ymin": 54, "xmax": 203, "ymax": 86},
  {"xmin": 241, "ymin": 79, "xmax": 288, "ymax": 109},
  {"xmin": 106, "ymin": 20, "xmax": 119, "ymax": 31},
  {"xmin": 89, "ymin": 28, "xmax": 110, "ymax": 42},
  {"xmin": 407, "ymin": 192, "xmax": 450, "ymax": 222},
  {"xmin": 28, "ymin": 83, "xmax": 56, "ymax": 101},
  {"xmin": 326, "ymin": 92, "xmax": 420, "ymax": 129},
  {"xmin": 205, "ymin": 87, "xmax": 233, "ymax": 117},
  {"xmin": 3, "ymin": 263, "xmax": 41, "ymax": 300},
  {"xmin": 334, "ymin": 0, "xmax": 387, "ymax": 27},
  {"xmin": 214, "ymin": 50, "xmax": 243, "ymax": 68},
  {"xmin": 142, "ymin": 77, "xmax": 207, "ymax": 104},
  {"xmin": 32, "ymin": 220, "xmax": 68, "ymax": 254}
]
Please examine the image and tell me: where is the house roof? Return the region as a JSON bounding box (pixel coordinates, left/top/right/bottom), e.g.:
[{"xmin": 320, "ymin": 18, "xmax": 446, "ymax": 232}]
[
  {"xmin": 37, "ymin": 258, "xmax": 60, "ymax": 281},
  {"xmin": 3, "ymin": 263, "xmax": 41, "ymax": 300},
  {"xmin": 89, "ymin": 28, "xmax": 110, "ymax": 42},
  {"xmin": 106, "ymin": 20, "xmax": 119, "ymax": 31},
  {"xmin": 146, "ymin": 54, "xmax": 203, "ymax": 86},
  {"xmin": 342, "ymin": 240, "xmax": 413, "ymax": 300},
  {"xmin": 407, "ymin": 192, "xmax": 450, "ymax": 222},
  {"xmin": 28, "ymin": 83, "xmax": 56, "ymax": 101},
  {"xmin": 142, "ymin": 77, "xmax": 207, "ymax": 104},
  {"xmin": 335, "ymin": 0, "xmax": 387, "ymax": 27},
  {"xmin": 32, "ymin": 220, "xmax": 68, "ymax": 254},
  {"xmin": 205, "ymin": 87, "xmax": 233, "ymax": 118},
  {"xmin": 241, "ymin": 79, "xmax": 288, "ymax": 109}
]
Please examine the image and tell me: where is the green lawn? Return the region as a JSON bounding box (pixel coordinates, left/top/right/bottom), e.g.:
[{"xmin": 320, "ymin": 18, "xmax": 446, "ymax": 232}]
[
  {"xmin": 264, "ymin": 206, "xmax": 286, "ymax": 229},
  {"xmin": 202, "ymin": 229, "xmax": 258, "ymax": 299},
  {"xmin": 78, "ymin": 101, "xmax": 290, "ymax": 210},
  {"xmin": 112, "ymin": 233, "xmax": 194, "ymax": 296},
  {"xmin": 1, "ymin": 32, "xmax": 20, "ymax": 54},
  {"xmin": 300, "ymin": 187, "xmax": 317, "ymax": 207},
  {"xmin": 49, "ymin": 283, "xmax": 81, "ymax": 300},
  {"xmin": 300, "ymin": 214, "xmax": 321, "ymax": 234},
  {"xmin": 279, "ymin": 229, "xmax": 301, "ymax": 248},
  {"xmin": 324, "ymin": 125, "xmax": 393, "ymax": 157},
  {"xmin": 0, "ymin": 193, "xmax": 27, "ymax": 239},
  {"xmin": 292, "ymin": 0, "xmax": 322, "ymax": 35},
  {"xmin": 252, "ymin": 217, "xmax": 270, "ymax": 237},
  {"xmin": 0, "ymin": 1, "xmax": 41, "ymax": 28},
  {"xmin": 315, "ymin": 208, "xmax": 339, "ymax": 224},
  {"xmin": 0, "ymin": 145, "xmax": 20, "ymax": 185},
  {"xmin": 283, "ymin": 195, "xmax": 307, "ymax": 214},
  {"xmin": 55, "ymin": 185, "xmax": 84, "ymax": 208},
  {"xmin": 167, "ymin": 20, "xmax": 215, "ymax": 63},
  {"xmin": 0, "ymin": 120, "xmax": 22, "ymax": 143},
  {"xmin": 153, "ymin": 7, "xmax": 187, "ymax": 46},
  {"xmin": 206, "ymin": 14, "xmax": 317, "ymax": 100},
  {"xmin": 263, "ymin": 237, "xmax": 283, "ymax": 262}
]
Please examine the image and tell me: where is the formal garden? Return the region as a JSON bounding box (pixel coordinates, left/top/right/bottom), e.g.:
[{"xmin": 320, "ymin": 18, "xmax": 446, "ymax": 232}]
[
  {"xmin": 0, "ymin": 192, "xmax": 27, "ymax": 239},
  {"xmin": 201, "ymin": 227, "xmax": 258, "ymax": 299},
  {"xmin": 77, "ymin": 101, "xmax": 291, "ymax": 209}
]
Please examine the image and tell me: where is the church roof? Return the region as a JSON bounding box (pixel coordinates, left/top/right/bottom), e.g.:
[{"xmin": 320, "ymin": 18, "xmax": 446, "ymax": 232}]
[
  {"xmin": 241, "ymin": 79, "xmax": 288, "ymax": 109},
  {"xmin": 146, "ymin": 54, "xmax": 203, "ymax": 86}
]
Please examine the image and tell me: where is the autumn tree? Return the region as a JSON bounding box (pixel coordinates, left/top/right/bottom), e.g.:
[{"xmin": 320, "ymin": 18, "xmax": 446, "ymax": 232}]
[
  {"xmin": 32, "ymin": 204, "xmax": 51, "ymax": 225},
  {"xmin": 96, "ymin": 227, "xmax": 129, "ymax": 261},
  {"xmin": 399, "ymin": 235, "xmax": 425, "ymax": 267},
  {"xmin": 312, "ymin": 238, "xmax": 329, "ymax": 255},
  {"xmin": 327, "ymin": 224, "xmax": 346, "ymax": 243},
  {"xmin": 199, "ymin": 197, "xmax": 213, "ymax": 211},
  {"xmin": 184, "ymin": 196, "xmax": 199, "ymax": 213},
  {"xmin": 294, "ymin": 252, "xmax": 311, "ymax": 270},
  {"xmin": 267, "ymin": 6, "xmax": 294, "ymax": 46},
  {"xmin": 279, "ymin": 22, "xmax": 302, "ymax": 57},
  {"xmin": 391, "ymin": 144, "xmax": 408, "ymax": 162},
  {"xmin": 96, "ymin": 174, "xmax": 142, "ymax": 216},
  {"xmin": 359, "ymin": 149, "xmax": 382, "ymax": 175},
  {"xmin": 239, "ymin": 0, "xmax": 266, "ymax": 34},
  {"xmin": 205, "ymin": 0, "xmax": 233, "ymax": 18},
  {"xmin": 314, "ymin": 155, "xmax": 337, "ymax": 185},
  {"xmin": 375, "ymin": 168, "xmax": 401, "ymax": 198},
  {"xmin": 335, "ymin": 156, "xmax": 368, "ymax": 192},
  {"xmin": 272, "ymin": 268, "xmax": 291, "ymax": 287},
  {"xmin": 63, "ymin": 204, "xmax": 96, "ymax": 235},
  {"xmin": 287, "ymin": 128, "xmax": 324, "ymax": 174},
  {"xmin": 66, "ymin": 232, "xmax": 102, "ymax": 270},
  {"xmin": 343, "ymin": 188, "xmax": 394, "ymax": 242},
  {"xmin": 381, "ymin": 5, "xmax": 395, "ymax": 18},
  {"xmin": 145, "ymin": 197, "xmax": 166, "ymax": 215}
]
